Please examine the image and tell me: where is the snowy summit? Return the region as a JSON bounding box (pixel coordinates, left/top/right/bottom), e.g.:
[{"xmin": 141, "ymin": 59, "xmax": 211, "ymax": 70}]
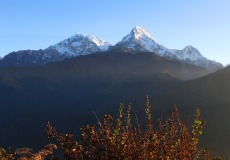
[
  {"xmin": 122, "ymin": 26, "xmax": 155, "ymax": 43},
  {"xmin": 49, "ymin": 33, "xmax": 111, "ymax": 57},
  {"xmin": 0, "ymin": 26, "xmax": 223, "ymax": 71},
  {"xmin": 110, "ymin": 26, "xmax": 223, "ymax": 71},
  {"xmin": 113, "ymin": 26, "xmax": 172, "ymax": 56}
]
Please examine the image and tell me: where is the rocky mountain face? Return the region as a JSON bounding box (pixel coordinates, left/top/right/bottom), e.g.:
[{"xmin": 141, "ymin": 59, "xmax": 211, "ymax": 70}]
[
  {"xmin": 110, "ymin": 26, "xmax": 223, "ymax": 71},
  {"xmin": 0, "ymin": 49, "xmax": 62, "ymax": 67}
]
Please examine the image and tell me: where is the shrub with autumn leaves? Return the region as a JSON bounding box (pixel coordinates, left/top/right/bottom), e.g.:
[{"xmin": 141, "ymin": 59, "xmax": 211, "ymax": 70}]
[{"xmin": 0, "ymin": 98, "xmax": 225, "ymax": 159}]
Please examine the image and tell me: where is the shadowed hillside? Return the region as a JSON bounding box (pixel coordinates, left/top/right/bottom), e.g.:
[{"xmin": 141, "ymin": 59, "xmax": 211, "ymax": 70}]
[
  {"xmin": 0, "ymin": 52, "xmax": 209, "ymax": 150},
  {"xmin": 159, "ymin": 66, "xmax": 230, "ymax": 158}
]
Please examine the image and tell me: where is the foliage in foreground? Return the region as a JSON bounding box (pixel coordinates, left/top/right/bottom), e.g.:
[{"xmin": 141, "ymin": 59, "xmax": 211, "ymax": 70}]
[
  {"xmin": 0, "ymin": 144, "xmax": 57, "ymax": 160},
  {"xmin": 0, "ymin": 98, "xmax": 224, "ymax": 159}
]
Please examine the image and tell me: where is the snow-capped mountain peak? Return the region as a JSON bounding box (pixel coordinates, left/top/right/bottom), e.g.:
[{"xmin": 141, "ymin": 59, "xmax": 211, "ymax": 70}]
[
  {"xmin": 169, "ymin": 45, "xmax": 205, "ymax": 61},
  {"xmin": 112, "ymin": 26, "xmax": 175, "ymax": 58},
  {"xmin": 0, "ymin": 26, "xmax": 223, "ymax": 71},
  {"xmin": 114, "ymin": 26, "xmax": 165, "ymax": 53},
  {"xmin": 49, "ymin": 33, "xmax": 110, "ymax": 57},
  {"xmin": 182, "ymin": 45, "xmax": 205, "ymax": 60},
  {"xmin": 48, "ymin": 33, "xmax": 111, "ymax": 57},
  {"xmin": 121, "ymin": 26, "xmax": 156, "ymax": 43},
  {"xmin": 110, "ymin": 26, "xmax": 223, "ymax": 71},
  {"xmin": 85, "ymin": 34, "xmax": 111, "ymax": 51},
  {"xmin": 60, "ymin": 33, "xmax": 110, "ymax": 48},
  {"xmin": 131, "ymin": 26, "xmax": 153, "ymax": 40},
  {"xmin": 114, "ymin": 26, "xmax": 207, "ymax": 61}
]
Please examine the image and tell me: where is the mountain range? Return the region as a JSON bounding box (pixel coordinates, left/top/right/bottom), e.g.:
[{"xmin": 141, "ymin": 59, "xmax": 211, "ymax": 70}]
[
  {"xmin": 0, "ymin": 26, "xmax": 223, "ymax": 71},
  {"xmin": 110, "ymin": 26, "xmax": 223, "ymax": 71},
  {"xmin": 0, "ymin": 51, "xmax": 228, "ymax": 158},
  {"xmin": 0, "ymin": 26, "xmax": 229, "ymax": 158}
]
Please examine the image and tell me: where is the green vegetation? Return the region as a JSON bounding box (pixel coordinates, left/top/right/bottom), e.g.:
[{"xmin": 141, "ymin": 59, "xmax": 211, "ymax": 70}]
[{"xmin": 0, "ymin": 98, "xmax": 224, "ymax": 159}]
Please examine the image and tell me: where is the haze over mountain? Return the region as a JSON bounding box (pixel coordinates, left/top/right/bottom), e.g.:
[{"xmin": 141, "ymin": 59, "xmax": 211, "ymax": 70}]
[
  {"xmin": 158, "ymin": 66, "xmax": 230, "ymax": 158},
  {"xmin": 0, "ymin": 26, "xmax": 223, "ymax": 72}
]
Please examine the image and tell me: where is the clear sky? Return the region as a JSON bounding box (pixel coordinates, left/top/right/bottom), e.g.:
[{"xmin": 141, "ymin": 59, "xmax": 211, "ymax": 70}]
[{"xmin": 1, "ymin": 0, "xmax": 230, "ymax": 65}]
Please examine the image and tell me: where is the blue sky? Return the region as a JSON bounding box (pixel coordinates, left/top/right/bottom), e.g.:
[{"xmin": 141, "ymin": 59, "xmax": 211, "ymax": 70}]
[{"xmin": 1, "ymin": 0, "xmax": 230, "ymax": 65}]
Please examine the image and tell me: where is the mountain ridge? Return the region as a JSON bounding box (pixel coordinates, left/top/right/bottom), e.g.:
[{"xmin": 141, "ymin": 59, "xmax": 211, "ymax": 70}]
[
  {"xmin": 110, "ymin": 26, "xmax": 223, "ymax": 71},
  {"xmin": 0, "ymin": 26, "xmax": 223, "ymax": 71},
  {"xmin": 48, "ymin": 33, "xmax": 111, "ymax": 56}
]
